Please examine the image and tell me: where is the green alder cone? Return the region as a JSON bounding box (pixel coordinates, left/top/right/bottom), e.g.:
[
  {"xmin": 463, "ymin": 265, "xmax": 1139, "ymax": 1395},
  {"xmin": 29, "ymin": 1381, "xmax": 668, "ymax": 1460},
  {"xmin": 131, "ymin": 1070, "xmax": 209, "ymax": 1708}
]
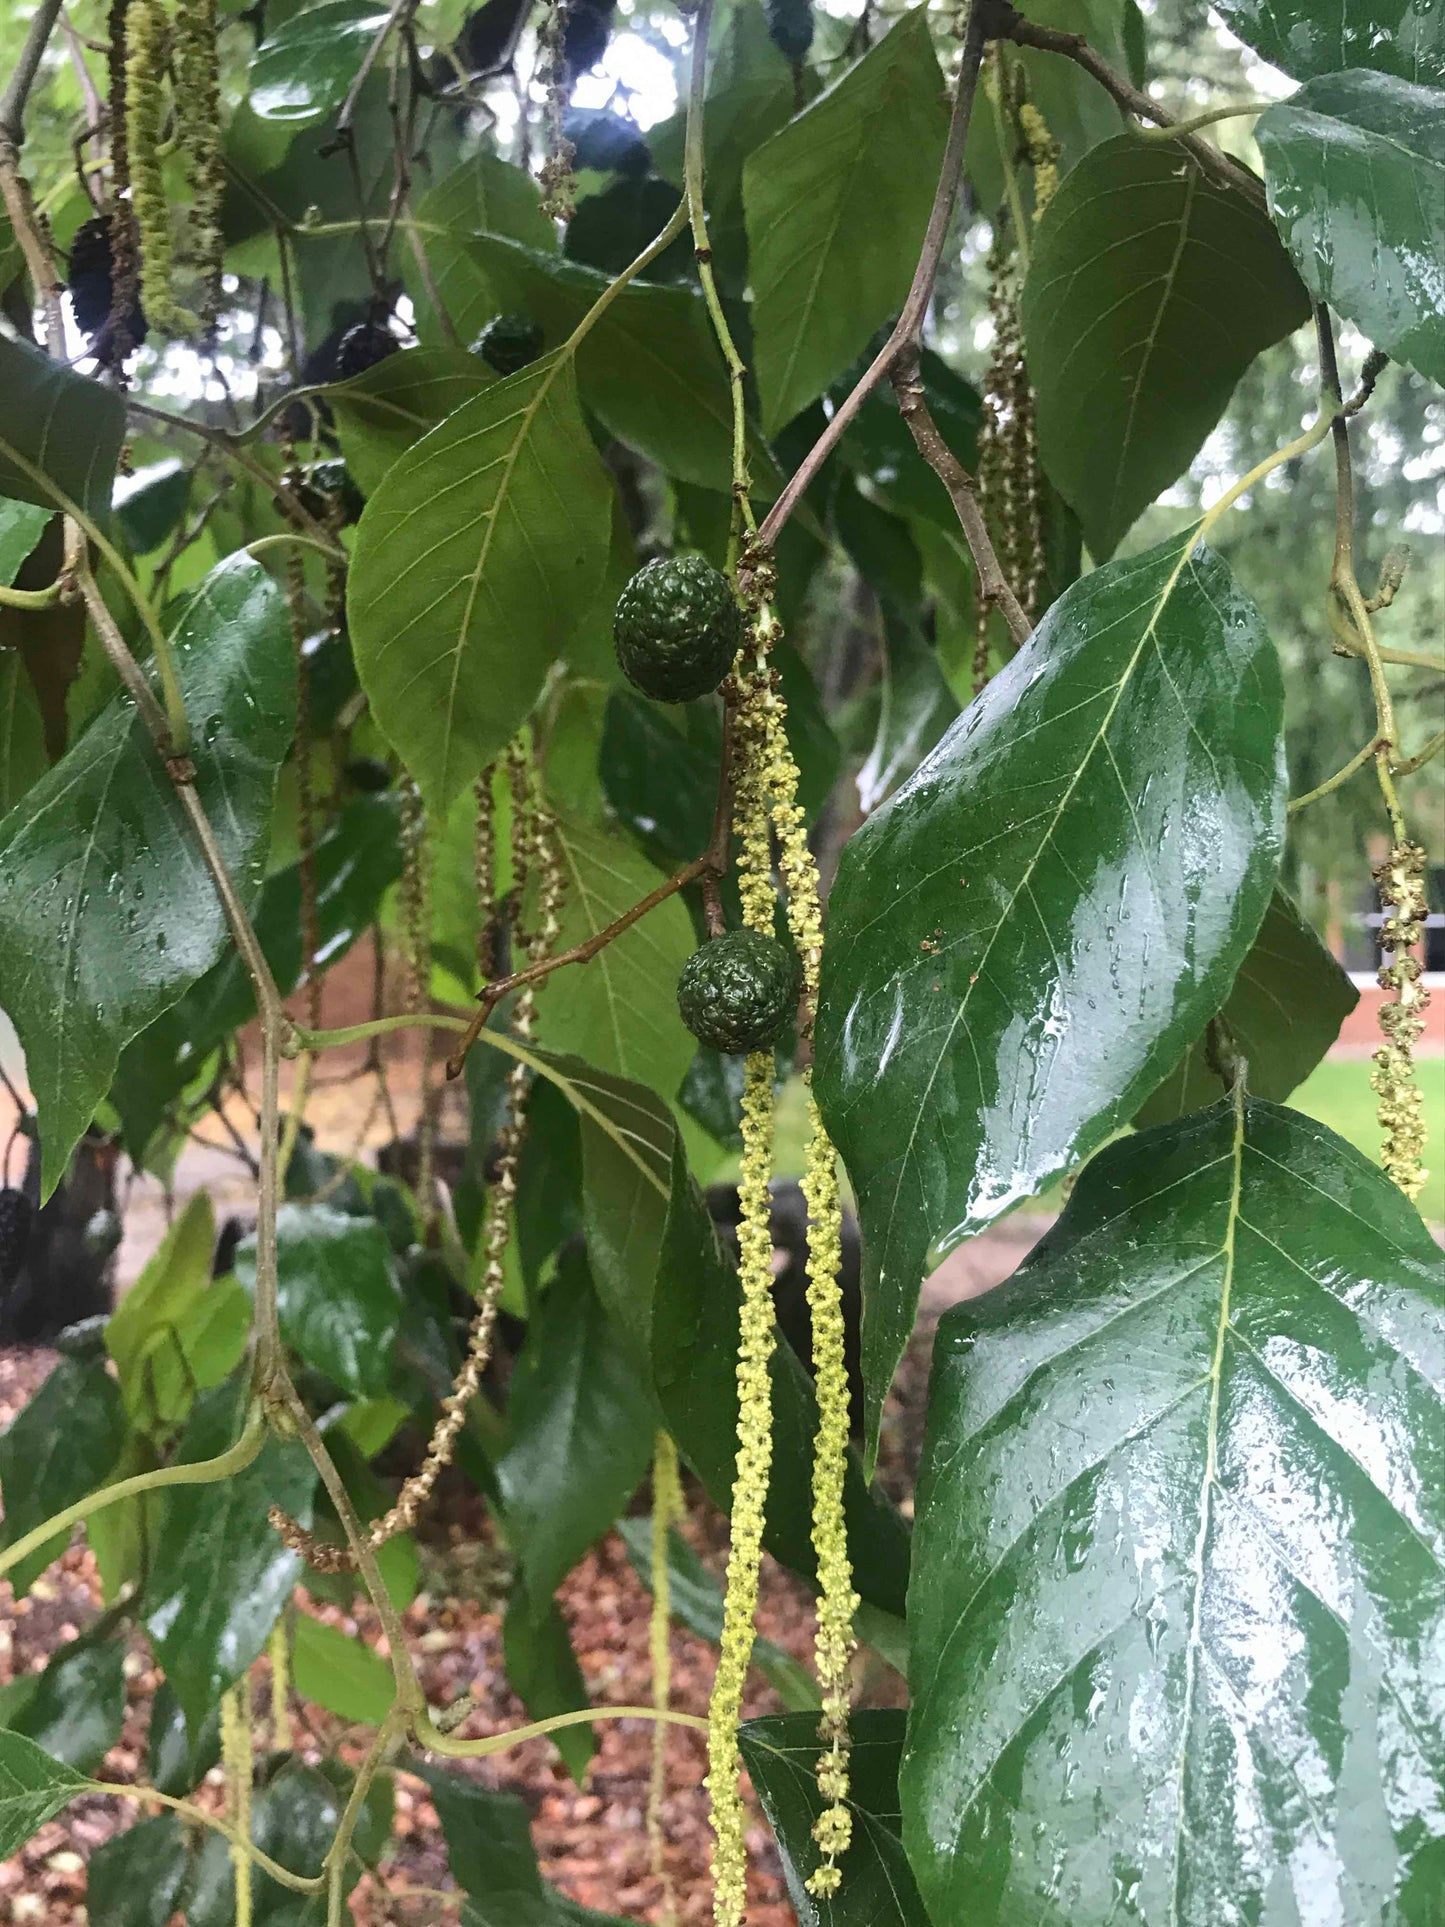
[
  {"xmin": 613, "ymin": 553, "xmax": 742, "ymax": 703},
  {"xmin": 677, "ymin": 929, "xmax": 801, "ymax": 1054},
  {"xmin": 471, "ymin": 310, "xmax": 544, "ymax": 375}
]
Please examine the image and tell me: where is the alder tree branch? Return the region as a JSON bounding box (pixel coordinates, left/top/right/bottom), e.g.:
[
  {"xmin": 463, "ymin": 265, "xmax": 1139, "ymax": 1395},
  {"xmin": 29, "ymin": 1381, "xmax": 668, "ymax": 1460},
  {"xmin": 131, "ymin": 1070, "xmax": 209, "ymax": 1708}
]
[
  {"xmin": 756, "ymin": 0, "xmax": 993, "ymax": 551},
  {"xmin": 994, "ymin": 3, "xmax": 1263, "ymax": 202},
  {"xmin": 890, "ymin": 348, "xmax": 1032, "ymax": 647}
]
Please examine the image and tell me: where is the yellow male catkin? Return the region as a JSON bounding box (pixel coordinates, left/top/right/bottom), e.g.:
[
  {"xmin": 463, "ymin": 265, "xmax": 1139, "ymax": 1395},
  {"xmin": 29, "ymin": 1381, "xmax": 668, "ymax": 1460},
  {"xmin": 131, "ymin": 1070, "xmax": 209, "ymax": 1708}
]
[
  {"xmin": 126, "ymin": 0, "xmax": 199, "ymax": 337},
  {"xmin": 220, "ymin": 1677, "xmax": 253, "ymax": 1927},
  {"xmin": 172, "ymin": 0, "xmax": 224, "ymax": 324},
  {"xmin": 1371, "ymin": 838, "xmax": 1431, "ymax": 1200},
  {"xmin": 648, "ymin": 1429, "xmax": 684, "ymax": 1924}
]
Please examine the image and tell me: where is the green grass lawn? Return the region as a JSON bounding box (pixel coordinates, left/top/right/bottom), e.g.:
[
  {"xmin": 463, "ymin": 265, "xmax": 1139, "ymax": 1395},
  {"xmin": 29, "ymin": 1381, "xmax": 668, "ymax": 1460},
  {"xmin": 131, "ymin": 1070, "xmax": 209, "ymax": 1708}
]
[
  {"xmin": 1289, "ymin": 1054, "xmax": 1445, "ymax": 1223},
  {"xmin": 693, "ymin": 1054, "xmax": 1445, "ymax": 1225}
]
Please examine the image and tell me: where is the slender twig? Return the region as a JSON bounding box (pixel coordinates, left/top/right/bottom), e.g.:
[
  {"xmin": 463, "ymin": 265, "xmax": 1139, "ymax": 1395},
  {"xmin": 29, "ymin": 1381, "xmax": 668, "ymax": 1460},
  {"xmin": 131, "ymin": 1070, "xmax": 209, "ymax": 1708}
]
[
  {"xmin": 1396, "ymin": 728, "xmax": 1444, "ymax": 776},
  {"xmin": 1287, "ymin": 738, "xmax": 1383, "ymax": 813},
  {"xmin": 891, "ymin": 348, "xmax": 1031, "ymax": 647},
  {"xmin": 84, "ymin": 1780, "xmax": 325, "ymax": 1892},
  {"xmin": 1131, "ymin": 98, "xmax": 1273, "ymax": 139},
  {"xmin": 756, "ymin": 0, "xmax": 992, "ymax": 550},
  {"xmin": 0, "ymin": 0, "xmax": 67, "ymax": 141},
  {"xmin": 414, "ymin": 1705, "xmax": 709, "ymax": 1758},
  {"xmin": 1335, "ymin": 642, "xmax": 1445, "ymax": 674},
  {"xmin": 1315, "ymin": 306, "xmax": 1404, "ymax": 835},
  {"xmin": 0, "ymin": 1402, "xmax": 268, "ymax": 1582},
  {"xmin": 330, "ymin": 0, "xmax": 416, "ymax": 140}
]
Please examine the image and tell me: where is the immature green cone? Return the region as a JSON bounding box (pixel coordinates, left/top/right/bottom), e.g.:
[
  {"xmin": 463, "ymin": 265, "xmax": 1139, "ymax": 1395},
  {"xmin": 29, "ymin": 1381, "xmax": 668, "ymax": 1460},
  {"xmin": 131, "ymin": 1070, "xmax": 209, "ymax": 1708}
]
[
  {"xmin": 677, "ymin": 928, "xmax": 800, "ymax": 1055},
  {"xmin": 614, "ymin": 554, "xmax": 742, "ymax": 703}
]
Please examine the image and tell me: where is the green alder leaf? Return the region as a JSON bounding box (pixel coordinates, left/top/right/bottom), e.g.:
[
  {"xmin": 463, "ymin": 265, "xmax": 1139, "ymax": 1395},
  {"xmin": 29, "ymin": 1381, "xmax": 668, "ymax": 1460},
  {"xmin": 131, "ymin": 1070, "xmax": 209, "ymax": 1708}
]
[
  {"xmin": 903, "ymin": 1098, "xmax": 1445, "ymax": 1925},
  {"xmin": 0, "ymin": 336, "xmax": 126, "ymax": 520},
  {"xmin": 0, "ymin": 1731, "xmax": 88, "ymax": 1859},
  {"xmin": 617, "ymin": 1515, "xmax": 822, "ymax": 1711},
  {"xmin": 856, "ymin": 604, "xmax": 958, "ymax": 813},
  {"xmin": 147, "ymin": 1678, "xmax": 221, "ymax": 1797},
  {"xmin": 289, "ymin": 1614, "xmax": 395, "ymax": 1727},
  {"xmin": 424, "ymin": 1766, "xmax": 630, "ymax": 1926},
  {"xmin": 501, "ymin": 1578, "xmax": 595, "ymax": 1782},
  {"xmin": 144, "ymin": 1382, "xmax": 317, "ymax": 1737},
  {"xmin": 235, "ymin": 1203, "xmax": 401, "ymax": 1398},
  {"xmin": 328, "ymin": 347, "xmax": 492, "ymax": 498},
  {"xmin": 347, "ymin": 354, "xmax": 612, "ymax": 816},
  {"xmin": 410, "ymin": 152, "xmax": 556, "ymax": 314},
  {"xmin": 740, "ymin": 1711, "xmax": 930, "ymax": 1926},
  {"xmin": 0, "ymin": 650, "xmax": 48, "ymax": 816},
  {"xmin": 814, "ymin": 532, "xmax": 1286, "ymax": 1461},
  {"xmin": 1135, "ymin": 886, "xmax": 1358, "ymax": 1127},
  {"xmin": 87, "ymin": 1812, "xmax": 193, "ymax": 1927},
  {"xmin": 1256, "ymin": 69, "xmax": 1445, "ymax": 385},
  {"xmin": 496, "ymin": 1247, "xmax": 654, "ymax": 1611},
  {"xmin": 536, "ymin": 1046, "xmax": 912, "ymax": 1616},
  {"xmin": 0, "ymin": 495, "xmax": 48, "ymax": 584},
  {"xmin": 528, "ymin": 809, "xmax": 697, "ymax": 1100},
  {"xmin": 0, "ymin": 1356, "xmax": 126, "ymax": 1596},
  {"xmin": 113, "ymin": 792, "xmax": 404, "ymax": 1160},
  {"xmin": 106, "ymin": 1190, "xmax": 244, "ymax": 1427},
  {"xmin": 6, "ymin": 1637, "xmax": 126, "ymax": 1775},
  {"xmin": 1021, "ymin": 137, "xmax": 1310, "ymax": 563},
  {"xmin": 420, "ymin": 234, "xmax": 766, "ymax": 494},
  {"xmin": 1212, "ymin": 0, "xmax": 1445, "ymax": 86},
  {"xmin": 0, "ymin": 554, "xmax": 294, "ymax": 1194},
  {"xmin": 247, "ymin": 0, "xmax": 393, "ymax": 129},
  {"xmin": 744, "ymin": 10, "xmax": 949, "ymax": 432},
  {"xmin": 965, "ymin": 0, "xmax": 1132, "ymax": 217},
  {"xmin": 113, "ymin": 459, "xmax": 191, "ymax": 557}
]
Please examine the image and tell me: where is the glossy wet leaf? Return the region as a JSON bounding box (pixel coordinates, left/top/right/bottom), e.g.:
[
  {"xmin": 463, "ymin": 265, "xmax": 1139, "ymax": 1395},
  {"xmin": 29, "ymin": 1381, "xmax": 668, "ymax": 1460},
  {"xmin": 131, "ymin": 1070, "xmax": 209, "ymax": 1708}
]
[
  {"xmin": 0, "ymin": 495, "xmax": 48, "ymax": 584},
  {"xmin": 1022, "ymin": 137, "xmax": 1309, "ymax": 561},
  {"xmin": 965, "ymin": 0, "xmax": 1133, "ymax": 217},
  {"xmin": 600, "ymin": 690, "xmax": 717, "ymax": 867},
  {"xmin": 814, "ymin": 532, "xmax": 1286, "ymax": 1458},
  {"xmin": 0, "ymin": 334, "xmax": 126, "ymax": 519},
  {"xmin": 290, "ymin": 1614, "xmax": 396, "ymax": 1727},
  {"xmin": 744, "ymin": 10, "xmax": 948, "ymax": 432},
  {"xmin": 1213, "ymin": 0, "xmax": 1445, "ymax": 85},
  {"xmin": 7, "ymin": 1638, "xmax": 125, "ymax": 1774},
  {"xmin": 0, "ymin": 555, "xmax": 293, "ymax": 1194},
  {"xmin": 528, "ymin": 810, "xmax": 696, "ymax": 1101},
  {"xmin": 247, "ymin": 0, "xmax": 392, "ymax": 128},
  {"xmin": 533, "ymin": 1045, "xmax": 912, "ymax": 1615},
  {"xmin": 329, "ymin": 347, "xmax": 492, "ymax": 498},
  {"xmin": 147, "ymin": 1678, "xmax": 220, "ymax": 1797},
  {"xmin": 0, "ymin": 1355, "xmax": 126, "ymax": 1596},
  {"xmin": 497, "ymin": 1248, "xmax": 654, "ymax": 1610},
  {"xmin": 1136, "ymin": 887, "xmax": 1358, "ymax": 1127},
  {"xmin": 235, "ymin": 1203, "xmax": 401, "ymax": 1399},
  {"xmin": 113, "ymin": 793, "xmax": 403, "ymax": 1158},
  {"xmin": 87, "ymin": 1812, "xmax": 193, "ymax": 1927},
  {"xmin": 187, "ymin": 1756, "xmax": 367, "ymax": 1926},
  {"xmin": 113, "ymin": 459, "xmax": 191, "ymax": 556},
  {"xmin": 740, "ymin": 1711, "xmax": 929, "ymax": 1926},
  {"xmin": 1257, "ymin": 70, "xmax": 1445, "ymax": 386},
  {"xmin": 617, "ymin": 1515, "xmax": 821, "ymax": 1711},
  {"xmin": 0, "ymin": 1730, "xmax": 87, "ymax": 1858},
  {"xmin": 348, "ymin": 355, "xmax": 611, "ymax": 816},
  {"xmin": 904, "ymin": 1098, "xmax": 1445, "ymax": 1925},
  {"xmin": 144, "ymin": 1383, "xmax": 316, "ymax": 1736}
]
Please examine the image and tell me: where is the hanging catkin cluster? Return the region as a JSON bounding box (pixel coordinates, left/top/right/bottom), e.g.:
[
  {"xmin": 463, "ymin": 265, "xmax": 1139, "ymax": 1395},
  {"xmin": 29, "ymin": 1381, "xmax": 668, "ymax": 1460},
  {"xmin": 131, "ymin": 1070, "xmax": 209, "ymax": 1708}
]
[
  {"xmin": 648, "ymin": 1430, "xmax": 684, "ymax": 1925},
  {"xmin": 123, "ymin": 0, "xmax": 225, "ymax": 338},
  {"xmin": 706, "ymin": 602, "xmax": 857, "ymax": 1919},
  {"xmin": 536, "ymin": 0, "xmax": 577, "ymax": 219},
  {"xmin": 973, "ymin": 240, "xmax": 1043, "ymax": 692},
  {"xmin": 272, "ymin": 744, "xmax": 567, "ymax": 1568},
  {"xmin": 1370, "ymin": 838, "xmax": 1431, "ymax": 1200},
  {"xmin": 105, "ymin": 0, "xmax": 142, "ymax": 366}
]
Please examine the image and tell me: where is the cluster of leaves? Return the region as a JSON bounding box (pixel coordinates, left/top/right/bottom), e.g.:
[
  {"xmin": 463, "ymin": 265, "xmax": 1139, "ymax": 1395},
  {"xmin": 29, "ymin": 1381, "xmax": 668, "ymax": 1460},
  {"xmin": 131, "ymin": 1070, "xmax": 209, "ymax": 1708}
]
[{"xmin": 0, "ymin": 0, "xmax": 1441, "ymax": 1921}]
